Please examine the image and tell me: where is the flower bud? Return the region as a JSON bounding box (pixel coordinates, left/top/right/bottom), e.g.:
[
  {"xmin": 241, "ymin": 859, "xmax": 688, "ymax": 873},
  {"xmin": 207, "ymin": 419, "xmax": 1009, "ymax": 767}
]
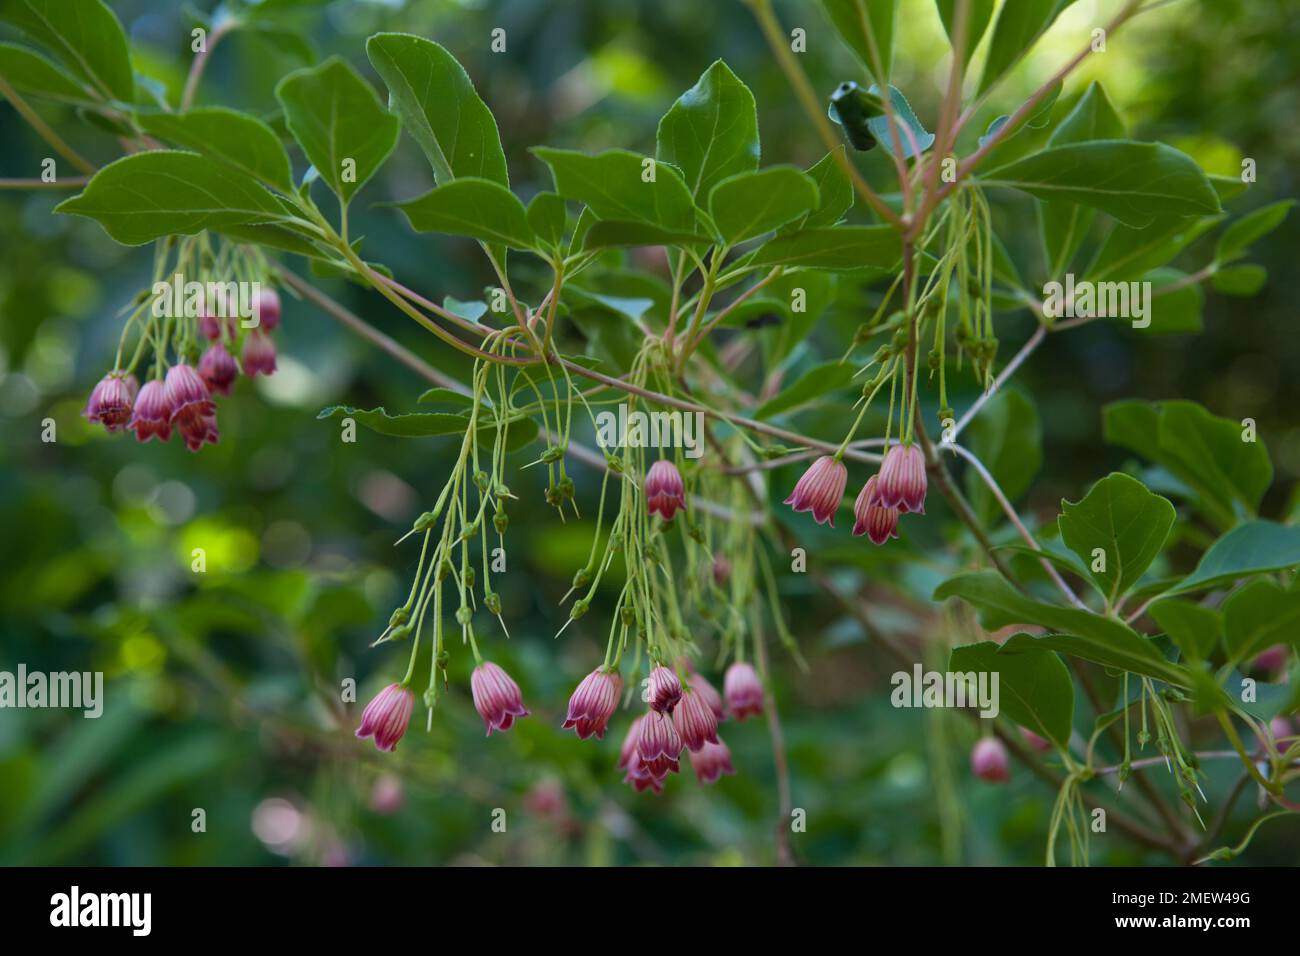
[
  {"xmin": 84, "ymin": 372, "xmax": 137, "ymax": 432},
  {"xmin": 241, "ymin": 329, "xmax": 278, "ymax": 377},
  {"xmin": 783, "ymin": 455, "xmax": 847, "ymax": 526},
  {"xmin": 562, "ymin": 667, "xmax": 623, "ymax": 740},
  {"xmin": 647, "ymin": 664, "xmax": 683, "ymax": 714},
  {"xmin": 689, "ymin": 737, "xmax": 736, "ymax": 785},
  {"xmin": 671, "ymin": 687, "xmax": 720, "ymax": 752},
  {"xmin": 645, "ymin": 459, "xmax": 686, "ymax": 520},
  {"xmin": 470, "ymin": 661, "xmax": 529, "ymax": 736},
  {"xmin": 355, "ymin": 683, "xmax": 415, "ymax": 752},
  {"xmin": 876, "ymin": 443, "xmax": 927, "ymax": 514},
  {"xmin": 971, "ymin": 737, "xmax": 1010, "ymax": 782},
  {"xmin": 724, "ymin": 661, "xmax": 763, "ymax": 720},
  {"xmin": 851, "ymin": 474, "xmax": 900, "ymax": 545},
  {"xmin": 198, "ymin": 342, "xmax": 239, "ymax": 396}
]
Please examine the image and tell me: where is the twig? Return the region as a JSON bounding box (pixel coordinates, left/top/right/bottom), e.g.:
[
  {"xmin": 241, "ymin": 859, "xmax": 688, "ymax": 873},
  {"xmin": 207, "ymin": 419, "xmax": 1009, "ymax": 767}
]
[{"xmin": 0, "ymin": 76, "xmax": 96, "ymax": 174}]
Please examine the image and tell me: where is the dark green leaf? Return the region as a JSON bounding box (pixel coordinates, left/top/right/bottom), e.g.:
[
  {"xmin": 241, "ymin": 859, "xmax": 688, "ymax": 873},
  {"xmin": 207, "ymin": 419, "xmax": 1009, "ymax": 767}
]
[
  {"xmin": 1148, "ymin": 599, "xmax": 1221, "ymax": 663},
  {"xmin": 935, "ymin": 0, "xmax": 995, "ymax": 68},
  {"xmin": 819, "ymin": 0, "xmax": 899, "ymax": 84},
  {"xmin": 581, "ymin": 220, "xmax": 711, "ymax": 251},
  {"xmin": 276, "ymin": 57, "xmax": 400, "ymax": 205},
  {"xmin": 655, "ymin": 59, "xmax": 759, "ymax": 201},
  {"xmin": 366, "ymin": 32, "xmax": 508, "ymax": 187},
  {"xmin": 533, "ymin": 148, "xmax": 697, "ymax": 232},
  {"xmin": 0, "ymin": 41, "xmax": 97, "ymax": 105},
  {"xmin": 139, "ymin": 107, "xmax": 295, "ymax": 193},
  {"xmin": 1222, "ymin": 580, "xmax": 1300, "ymax": 665},
  {"xmin": 1170, "ymin": 521, "xmax": 1300, "ymax": 594},
  {"xmin": 1057, "ymin": 472, "xmax": 1176, "ymax": 602},
  {"xmin": 934, "ymin": 571, "xmax": 1189, "ymax": 686},
  {"xmin": 0, "ymin": 0, "xmax": 133, "ymax": 102},
  {"xmin": 749, "ymin": 225, "xmax": 899, "ymax": 271},
  {"xmin": 526, "ymin": 191, "xmax": 567, "ymax": 250},
  {"xmin": 1211, "ymin": 263, "xmax": 1267, "ymax": 296},
  {"xmin": 983, "ymin": 141, "xmax": 1221, "ymax": 229},
  {"xmin": 708, "ymin": 167, "xmax": 819, "ymax": 245},
  {"xmin": 1215, "ymin": 200, "xmax": 1295, "ymax": 263},
  {"xmin": 394, "ymin": 178, "xmax": 534, "ymax": 250},
  {"xmin": 754, "ymin": 361, "xmax": 856, "ymax": 419},
  {"xmin": 949, "ymin": 637, "xmax": 1074, "ymax": 748},
  {"xmin": 979, "ymin": 0, "xmax": 1077, "ymax": 96},
  {"xmin": 55, "ymin": 151, "xmax": 287, "ymax": 246},
  {"xmin": 789, "ymin": 147, "xmax": 853, "ymax": 231}
]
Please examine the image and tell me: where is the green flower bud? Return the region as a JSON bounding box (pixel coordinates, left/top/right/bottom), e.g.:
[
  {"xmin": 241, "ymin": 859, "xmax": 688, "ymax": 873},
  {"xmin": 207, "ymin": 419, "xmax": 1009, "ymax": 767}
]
[
  {"xmin": 455, "ymin": 606, "xmax": 472, "ymax": 625},
  {"xmin": 541, "ymin": 445, "xmax": 564, "ymax": 464},
  {"xmin": 389, "ymin": 607, "xmax": 409, "ymax": 627},
  {"xmin": 463, "ymin": 567, "xmax": 476, "ymax": 589},
  {"xmin": 572, "ymin": 567, "xmax": 591, "ymax": 589},
  {"xmin": 570, "ymin": 598, "xmax": 589, "ymax": 620},
  {"xmin": 485, "ymin": 592, "xmax": 502, "ymax": 615},
  {"xmin": 493, "ymin": 512, "xmax": 509, "ymax": 534}
]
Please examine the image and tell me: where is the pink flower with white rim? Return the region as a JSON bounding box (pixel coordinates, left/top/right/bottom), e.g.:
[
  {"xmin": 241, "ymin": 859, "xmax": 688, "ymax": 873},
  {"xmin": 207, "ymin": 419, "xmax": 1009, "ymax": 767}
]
[
  {"xmin": 84, "ymin": 372, "xmax": 137, "ymax": 432},
  {"xmin": 647, "ymin": 664, "xmax": 683, "ymax": 714},
  {"xmin": 562, "ymin": 666, "xmax": 622, "ymax": 740},
  {"xmin": 355, "ymin": 683, "xmax": 415, "ymax": 752},
  {"xmin": 617, "ymin": 715, "xmax": 644, "ymax": 772},
  {"xmin": 644, "ymin": 459, "xmax": 685, "ymax": 520},
  {"xmin": 851, "ymin": 474, "xmax": 900, "ymax": 545},
  {"xmin": 724, "ymin": 661, "xmax": 763, "ymax": 720},
  {"xmin": 242, "ymin": 329, "xmax": 278, "ymax": 377},
  {"xmin": 876, "ymin": 443, "xmax": 927, "ymax": 513},
  {"xmin": 671, "ymin": 686, "xmax": 720, "ymax": 752},
  {"xmin": 971, "ymin": 738, "xmax": 1010, "ymax": 782},
  {"xmin": 128, "ymin": 379, "xmax": 174, "ymax": 443},
  {"xmin": 198, "ymin": 342, "xmax": 239, "ymax": 396},
  {"xmin": 636, "ymin": 709, "xmax": 682, "ymax": 780},
  {"xmin": 783, "ymin": 455, "xmax": 847, "ymax": 526},
  {"xmin": 470, "ymin": 661, "xmax": 529, "ymax": 736},
  {"xmin": 689, "ymin": 737, "xmax": 736, "ymax": 785}
]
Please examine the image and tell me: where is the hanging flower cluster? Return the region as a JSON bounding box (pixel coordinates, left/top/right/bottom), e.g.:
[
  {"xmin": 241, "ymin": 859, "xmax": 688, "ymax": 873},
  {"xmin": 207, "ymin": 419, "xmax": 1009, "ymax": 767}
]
[
  {"xmin": 351, "ymin": 335, "xmax": 794, "ymax": 797},
  {"xmin": 82, "ymin": 236, "xmax": 282, "ymax": 450}
]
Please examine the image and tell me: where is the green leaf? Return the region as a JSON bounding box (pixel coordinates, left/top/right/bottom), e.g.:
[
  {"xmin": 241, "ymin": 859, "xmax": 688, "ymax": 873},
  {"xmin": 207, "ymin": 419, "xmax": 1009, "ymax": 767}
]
[
  {"xmin": 526, "ymin": 191, "xmax": 567, "ymax": 250},
  {"xmin": 819, "ymin": 0, "xmax": 898, "ymax": 84},
  {"xmin": 867, "ymin": 85, "xmax": 934, "ymax": 159},
  {"xmin": 1050, "ymin": 81, "xmax": 1125, "ymax": 148},
  {"xmin": 0, "ymin": 0, "xmax": 133, "ymax": 102},
  {"xmin": 708, "ymin": 167, "xmax": 819, "ymax": 245},
  {"xmin": 949, "ymin": 637, "xmax": 1074, "ymax": 748},
  {"xmin": 1057, "ymin": 472, "xmax": 1176, "ymax": 602},
  {"xmin": 934, "ymin": 571, "xmax": 1189, "ymax": 686},
  {"xmin": 55, "ymin": 151, "xmax": 287, "ymax": 246},
  {"xmin": 394, "ymin": 178, "xmax": 534, "ymax": 250},
  {"xmin": 1215, "ymin": 199, "xmax": 1295, "ymax": 263},
  {"xmin": 978, "ymin": 0, "xmax": 1077, "ymax": 96},
  {"xmin": 788, "ymin": 147, "xmax": 853, "ymax": 231},
  {"xmin": 749, "ymin": 225, "xmax": 899, "ymax": 271},
  {"xmin": 983, "ymin": 141, "xmax": 1221, "ymax": 229},
  {"xmin": 1148, "ymin": 599, "xmax": 1221, "ymax": 663},
  {"xmin": 417, "ymin": 387, "xmax": 481, "ymax": 408},
  {"xmin": 581, "ymin": 220, "xmax": 711, "ymax": 251},
  {"xmin": 935, "ymin": 0, "xmax": 995, "ymax": 68},
  {"xmin": 0, "ymin": 41, "xmax": 97, "ymax": 105},
  {"xmin": 533, "ymin": 148, "xmax": 697, "ymax": 233},
  {"xmin": 1087, "ymin": 214, "xmax": 1222, "ymax": 284},
  {"xmin": 366, "ymin": 33, "xmax": 508, "ymax": 188},
  {"xmin": 1211, "ymin": 263, "xmax": 1267, "ymax": 297},
  {"xmin": 978, "ymin": 81, "xmax": 1062, "ymax": 148},
  {"xmin": 275, "ymin": 56, "xmax": 400, "ymax": 205},
  {"xmin": 1169, "ymin": 521, "xmax": 1300, "ymax": 595},
  {"xmin": 138, "ymin": 108, "xmax": 295, "ymax": 193},
  {"xmin": 1141, "ymin": 268, "xmax": 1204, "ymax": 334},
  {"xmin": 1222, "ymin": 581, "xmax": 1300, "ymax": 665},
  {"xmin": 964, "ymin": 388, "xmax": 1041, "ymax": 526},
  {"xmin": 1103, "ymin": 400, "xmax": 1270, "ymax": 527},
  {"xmin": 655, "ymin": 59, "xmax": 759, "ymax": 201},
  {"xmin": 316, "ymin": 405, "xmax": 538, "ymax": 451},
  {"xmin": 1038, "ymin": 81, "xmax": 1124, "ymax": 275},
  {"xmin": 754, "ymin": 361, "xmax": 856, "ymax": 420}
]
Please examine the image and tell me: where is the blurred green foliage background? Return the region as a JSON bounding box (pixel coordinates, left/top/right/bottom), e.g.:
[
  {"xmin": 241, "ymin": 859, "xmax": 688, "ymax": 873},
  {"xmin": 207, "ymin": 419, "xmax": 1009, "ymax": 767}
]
[{"xmin": 0, "ymin": 0, "xmax": 1297, "ymax": 866}]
